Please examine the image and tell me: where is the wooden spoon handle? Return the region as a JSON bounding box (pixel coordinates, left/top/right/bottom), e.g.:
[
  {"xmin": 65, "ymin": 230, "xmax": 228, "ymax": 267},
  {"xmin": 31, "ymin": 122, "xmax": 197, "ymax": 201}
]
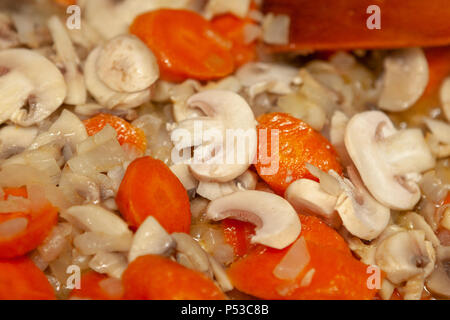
[{"xmin": 263, "ymin": 0, "xmax": 450, "ymax": 51}]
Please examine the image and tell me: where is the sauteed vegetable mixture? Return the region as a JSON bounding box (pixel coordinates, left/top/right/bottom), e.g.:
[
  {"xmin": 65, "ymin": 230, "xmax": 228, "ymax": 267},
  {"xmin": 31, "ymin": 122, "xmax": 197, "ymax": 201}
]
[{"xmin": 0, "ymin": 0, "xmax": 448, "ymax": 300}]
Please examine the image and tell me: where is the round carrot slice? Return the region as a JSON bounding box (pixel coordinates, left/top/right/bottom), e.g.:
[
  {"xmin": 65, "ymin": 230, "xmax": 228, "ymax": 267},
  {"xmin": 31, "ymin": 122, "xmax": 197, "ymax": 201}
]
[
  {"xmin": 122, "ymin": 255, "xmax": 225, "ymax": 300},
  {"xmin": 255, "ymin": 112, "xmax": 342, "ymax": 195},
  {"xmin": 70, "ymin": 271, "xmax": 123, "ymax": 300},
  {"xmin": 115, "ymin": 156, "xmax": 191, "ymax": 233},
  {"xmin": 0, "ymin": 257, "xmax": 55, "ymax": 300},
  {"xmin": 211, "ymin": 14, "xmax": 257, "ymax": 67},
  {"xmin": 83, "ymin": 113, "xmax": 147, "ymax": 154},
  {"xmin": 227, "ymin": 215, "xmax": 376, "ymax": 300},
  {"xmin": 0, "ymin": 187, "xmax": 58, "ymax": 259},
  {"xmin": 130, "ymin": 9, "xmax": 234, "ymax": 82}
]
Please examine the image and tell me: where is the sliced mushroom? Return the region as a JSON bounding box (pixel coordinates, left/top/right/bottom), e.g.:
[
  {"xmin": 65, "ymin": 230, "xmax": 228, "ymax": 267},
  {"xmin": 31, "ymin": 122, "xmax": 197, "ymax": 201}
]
[
  {"xmin": 329, "ymin": 111, "xmax": 352, "ymax": 167},
  {"xmin": 0, "ymin": 49, "xmax": 66, "ymax": 126},
  {"xmin": 424, "ymin": 118, "xmax": 450, "ymax": 145},
  {"xmin": 0, "ymin": 125, "xmax": 38, "ymax": 159},
  {"xmin": 399, "ymin": 212, "xmax": 440, "ymax": 247},
  {"xmin": 345, "ymin": 111, "xmax": 435, "ymax": 210},
  {"xmin": 439, "ymin": 76, "xmax": 450, "ymax": 122},
  {"xmin": 169, "ymin": 163, "xmax": 198, "ymax": 191},
  {"xmin": 47, "ymin": 16, "xmax": 86, "ymax": 105},
  {"xmin": 0, "ymin": 13, "xmax": 19, "ymax": 50},
  {"xmin": 64, "ymin": 204, "xmax": 131, "ymax": 237},
  {"xmin": 172, "ymin": 232, "xmax": 212, "ymax": 276},
  {"xmin": 378, "ymin": 48, "xmax": 428, "ymax": 112},
  {"xmin": 96, "ymin": 35, "xmax": 159, "ymax": 93},
  {"xmin": 128, "ymin": 216, "xmax": 175, "ymax": 263},
  {"xmin": 170, "ymin": 90, "xmax": 257, "ymax": 182},
  {"xmin": 196, "ymin": 170, "xmax": 257, "ymax": 200},
  {"xmin": 206, "ymin": 190, "xmax": 301, "ymax": 249},
  {"xmin": 236, "ymin": 62, "xmax": 301, "ymax": 98},
  {"xmin": 285, "ymin": 179, "xmax": 340, "ymax": 228},
  {"xmin": 426, "ymin": 245, "xmax": 450, "ymax": 298},
  {"xmin": 333, "ymin": 170, "xmax": 390, "ymax": 241},
  {"xmin": 84, "ymin": 35, "xmax": 157, "ymax": 109},
  {"xmin": 375, "ymin": 230, "xmax": 435, "ymax": 284}
]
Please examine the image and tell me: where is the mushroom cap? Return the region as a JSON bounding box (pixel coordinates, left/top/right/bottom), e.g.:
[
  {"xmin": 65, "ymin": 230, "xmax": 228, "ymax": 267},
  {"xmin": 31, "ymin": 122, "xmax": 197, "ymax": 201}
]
[
  {"xmin": 378, "ymin": 48, "xmax": 428, "ymax": 112},
  {"xmin": 96, "ymin": 35, "xmax": 159, "ymax": 93},
  {"xmin": 172, "ymin": 89, "xmax": 257, "ymax": 182},
  {"xmin": 206, "ymin": 190, "xmax": 301, "ymax": 249},
  {"xmin": 345, "ymin": 111, "xmax": 422, "ymax": 210},
  {"xmin": 0, "ymin": 49, "xmax": 66, "ymax": 126},
  {"xmin": 375, "ymin": 230, "xmax": 435, "ymax": 284}
]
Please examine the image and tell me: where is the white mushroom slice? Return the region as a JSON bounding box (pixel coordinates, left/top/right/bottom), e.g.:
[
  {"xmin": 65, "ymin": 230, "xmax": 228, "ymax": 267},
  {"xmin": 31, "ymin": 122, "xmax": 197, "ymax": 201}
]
[
  {"xmin": 128, "ymin": 216, "xmax": 175, "ymax": 263},
  {"xmin": 0, "ymin": 125, "xmax": 38, "ymax": 159},
  {"xmin": 0, "ymin": 49, "xmax": 66, "ymax": 126},
  {"xmin": 30, "ymin": 109, "xmax": 88, "ymax": 152},
  {"xmin": 64, "ymin": 204, "xmax": 131, "ymax": 237},
  {"xmin": 426, "ymin": 246, "xmax": 450, "ymax": 298},
  {"xmin": 74, "ymin": 232, "xmax": 133, "ymax": 255},
  {"xmin": 206, "ymin": 190, "xmax": 301, "ymax": 249},
  {"xmin": 196, "ymin": 170, "xmax": 257, "ymax": 200},
  {"xmin": 424, "ymin": 118, "xmax": 450, "ymax": 145},
  {"xmin": 171, "ymin": 90, "xmax": 257, "ymax": 182},
  {"xmin": 400, "ymin": 212, "xmax": 440, "ymax": 247},
  {"xmin": 169, "ymin": 163, "xmax": 198, "ymax": 191},
  {"xmin": 0, "ymin": 13, "xmax": 19, "ymax": 50},
  {"xmin": 89, "ymin": 252, "xmax": 128, "ymax": 279},
  {"xmin": 96, "ymin": 35, "xmax": 159, "ymax": 93},
  {"xmin": 47, "ymin": 16, "xmax": 86, "ymax": 105},
  {"xmin": 208, "ymin": 255, "xmax": 233, "ymax": 292},
  {"xmin": 84, "ymin": 46, "xmax": 150, "ymax": 109},
  {"xmin": 375, "ymin": 230, "xmax": 435, "ymax": 284},
  {"xmin": 333, "ymin": 172, "xmax": 390, "ymax": 240},
  {"xmin": 236, "ymin": 62, "xmax": 300, "ymax": 97},
  {"xmin": 329, "ymin": 111, "xmax": 352, "ymax": 167},
  {"xmin": 345, "ymin": 111, "xmax": 435, "ymax": 210},
  {"xmin": 378, "ymin": 48, "xmax": 429, "ymax": 112},
  {"xmin": 172, "ymin": 232, "xmax": 212, "ymax": 275},
  {"xmin": 439, "ymin": 76, "xmax": 450, "ymax": 122},
  {"xmin": 204, "ymin": 0, "xmax": 251, "ymax": 19},
  {"xmin": 285, "ymin": 179, "xmax": 340, "ymax": 228}
]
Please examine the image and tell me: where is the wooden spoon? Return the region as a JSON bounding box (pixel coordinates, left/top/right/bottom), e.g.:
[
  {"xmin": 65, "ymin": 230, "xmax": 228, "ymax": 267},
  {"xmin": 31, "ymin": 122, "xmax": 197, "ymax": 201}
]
[{"xmin": 263, "ymin": 0, "xmax": 450, "ymax": 51}]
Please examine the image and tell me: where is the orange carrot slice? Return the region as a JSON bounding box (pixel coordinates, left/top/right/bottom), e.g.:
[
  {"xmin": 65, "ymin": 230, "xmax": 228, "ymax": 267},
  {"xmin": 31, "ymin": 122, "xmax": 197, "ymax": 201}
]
[
  {"xmin": 122, "ymin": 255, "xmax": 225, "ymax": 300},
  {"xmin": 227, "ymin": 215, "xmax": 376, "ymax": 300},
  {"xmin": 115, "ymin": 156, "xmax": 191, "ymax": 233},
  {"xmin": 0, "ymin": 187, "xmax": 58, "ymax": 259},
  {"xmin": 263, "ymin": 0, "xmax": 450, "ymax": 51},
  {"xmin": 0, "ymin": 257, "xmax": 55, "ymax": 300},
  {"xmin": 211, "ymin": 14, "xmax": 257, "ymax": 68},
  {"xmin": 83, "ymin": 113, "xmax": 147, "ymax": 154},
  {"xmin": 255, "ymin": 112, "xmax": 342, "ymax": 195},
  {"xmin": 70, "ymin": 271, "xmax": 123, "ymax": 300},
  {"xmin": 130, "ymin": 9, "xmax": 234, "ymax": 82}
]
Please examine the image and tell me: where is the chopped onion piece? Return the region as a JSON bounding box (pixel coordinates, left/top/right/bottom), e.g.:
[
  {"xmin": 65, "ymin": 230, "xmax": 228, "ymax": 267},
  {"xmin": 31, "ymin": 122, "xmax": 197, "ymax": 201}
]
[
  {"xmin": 262, "ymin": 13, "xmax": 290, "ymax": 45},
  {"xmin": 273, "ymin": 237, "xmax": 310, "ymax": 280},
  {"xmin": 0, "ymin": 217, "xmax": 27, "ymax": 238}
]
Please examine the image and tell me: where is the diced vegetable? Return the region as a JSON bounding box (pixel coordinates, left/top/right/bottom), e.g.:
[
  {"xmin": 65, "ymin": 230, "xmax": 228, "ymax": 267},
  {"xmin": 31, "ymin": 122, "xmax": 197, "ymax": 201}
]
[
  {"xmin": 227, "ymin": 215, "xmax": 376, "ymax": 299},
  {"xmin": 0, "ymin": 187, "xmax": 58, "ymax": 259},
  {"xmin": 122, "ymin": 255, "xmax": 225, "ymax": 300},
  {"xmin": 130, "ymin": 9, "xmax": 234, "ymax": 82},
  {"xmin": 83, "ymin": 113, "xmax": 147, "ymax": 154},
  {"xmin": 0, "ymin": 257, "xmax": 55, "ymax": 300},
  {"xmin": 255, "ymin": 112, "xmax": 342, "ymax": 195},
  {"xmin": 115, "ymin": 156, "xmax": 191, "ymax": 233}
]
